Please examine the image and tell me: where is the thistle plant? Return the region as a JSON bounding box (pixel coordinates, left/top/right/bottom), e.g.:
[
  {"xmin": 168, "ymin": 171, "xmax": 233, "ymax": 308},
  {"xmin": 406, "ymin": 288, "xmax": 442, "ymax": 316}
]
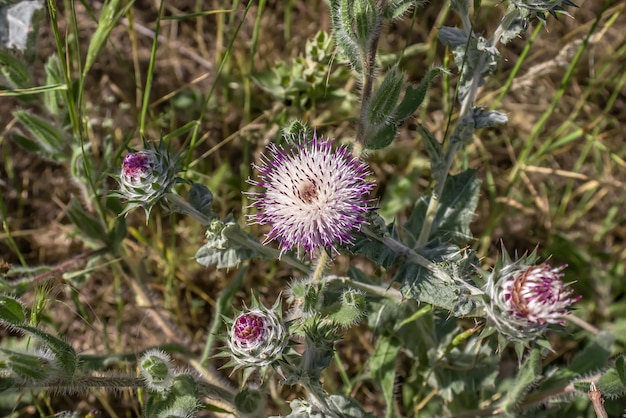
[
  {"xmin": 221, "ymin": 297, "xmax": 289, "ymax": 380},
  {"xmin": 1, "ymin": 0, "xmax": 623, "ymax": 417}
]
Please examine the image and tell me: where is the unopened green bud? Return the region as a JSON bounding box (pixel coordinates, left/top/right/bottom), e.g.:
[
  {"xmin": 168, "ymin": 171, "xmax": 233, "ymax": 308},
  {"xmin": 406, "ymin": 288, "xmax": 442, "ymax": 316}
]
[{"xmin": 140, "ymin": 349, "xmax": 174, "ymax": 393}]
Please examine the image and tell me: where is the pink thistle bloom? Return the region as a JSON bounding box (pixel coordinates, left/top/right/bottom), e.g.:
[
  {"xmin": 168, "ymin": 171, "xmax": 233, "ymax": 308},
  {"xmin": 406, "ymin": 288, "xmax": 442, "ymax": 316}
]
[
  {"xmin": 247, "ymin": 134, "xmax": 375, "ymax": 258},
  {"xmin": 227, "ymin": 309, "xmax": 287, "ymax": 368},
  {"xmin": 232, "ymin": 313, "xmax": 269, "ymax": 350},
  {"xmin": 485, "ymin": 254, "xmax": 581, "ymax": 341},
  {"xmin": 122, "ymin": 152, "xmax": 154, "ymax": 183},
  {"xmin": 500, "ymin": 264, "xmax": 581, "ymax": 326}
]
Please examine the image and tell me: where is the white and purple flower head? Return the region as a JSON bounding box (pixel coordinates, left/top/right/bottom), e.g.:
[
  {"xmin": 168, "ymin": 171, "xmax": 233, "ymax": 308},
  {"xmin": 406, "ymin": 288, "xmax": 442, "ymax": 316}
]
[
  {"xmin": 247, "ymin": 133, "xmax": 375, "ymax": 258},
  {"xmin": 116, "ymin": 139, "xmax": 183, "ymax": 219},
  {"xmin": 484, "ymin": 250, "xmax": 581, "ymax": 342},
  {"xmin": 225, "ymin": 304, "xmax": 288, "ymax": 370}
]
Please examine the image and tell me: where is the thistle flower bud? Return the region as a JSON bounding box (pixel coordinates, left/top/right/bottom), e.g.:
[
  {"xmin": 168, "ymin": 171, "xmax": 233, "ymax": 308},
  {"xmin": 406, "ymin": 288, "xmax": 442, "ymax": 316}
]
[
  {"xmin": 116, "ymin": 139, "xmax": 183, "ymax": 219},
  {"xmin": 140, "ymin": 349, "xmax": 174, "ymax": 393},
  {"xmin": 225, "ymin": 302, "xmax": 288, "ymax": 372},
  {"xmin": 484, "ymin": 251, "xmax": 581, "ymax": 341},
  {"xmin": 218, "ymin": 297, "xmax": 288, "ymax": 380}
]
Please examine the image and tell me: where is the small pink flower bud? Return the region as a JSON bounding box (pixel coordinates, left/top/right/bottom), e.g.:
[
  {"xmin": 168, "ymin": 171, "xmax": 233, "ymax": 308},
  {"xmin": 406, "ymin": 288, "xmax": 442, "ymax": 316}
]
[
  {"xmin": 226, "ymin": 306, "xmax": 288, "ymax": 369},
  {"xmin": 115, "ymin": 140, "xmax": 183, "ymax": 218}
]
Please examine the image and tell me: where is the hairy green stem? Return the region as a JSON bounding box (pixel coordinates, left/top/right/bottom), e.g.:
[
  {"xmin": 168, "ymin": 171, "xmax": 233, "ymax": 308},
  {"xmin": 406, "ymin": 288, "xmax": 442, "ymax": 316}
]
[
  {"xmin": 416, "ymin": 8, "xmax": 519, "ymax": 247},
  {"xmin": 325, "ymin": 275, "xmax": 403, "ymax": 301},
  {"xmin": 164, "ymin": 193, "xmax": 312, "ymax": 274},
  {"xmin": 355, "ymin": 6, "xmax": 384, "ymax": 148},
  {"xmin": 312, "ymin": 251, "xmax": 329, "ymax": 282},
  {"xmin": 362, "ymin": 225, "xmax": 483, "ymax": 296}
]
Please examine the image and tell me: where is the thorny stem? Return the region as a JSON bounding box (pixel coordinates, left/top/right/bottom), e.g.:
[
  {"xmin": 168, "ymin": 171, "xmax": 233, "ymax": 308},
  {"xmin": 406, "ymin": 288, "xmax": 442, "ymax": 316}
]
[
  {"xmin": 164, "ymin": 193, "xmax": 312, "ymax": 274},
  {"xmin": 325, "ymin": 275, "xmax": 403, "ymax": 302},
  {"xmin": 416, "ymin": 8, "xmax": 519, "ymax": 247},
  {"xmin": 355, "ymin": 2, "xmax": 384, "ymax": 150},
  {"xmin": 589, "ymin": 383, "xmax": 609, "ymax": 418},
  {"xmin": 362, "ymin": 225, "xmax": 484, "ymax": 296}
]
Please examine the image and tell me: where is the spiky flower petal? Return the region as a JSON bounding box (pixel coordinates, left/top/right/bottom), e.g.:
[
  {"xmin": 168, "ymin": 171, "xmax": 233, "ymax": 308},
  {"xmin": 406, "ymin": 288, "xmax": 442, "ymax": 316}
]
[
  {"xmin": 484, "ymin": 251, "xmax": 581, "ymax": 341},
  {"xmin": 247, "ymin": 133, "xmax": 375, "ymax": 258},
  {"xmin": 116, "ymin": 139, "xmax": 183, "ymax": 219}
]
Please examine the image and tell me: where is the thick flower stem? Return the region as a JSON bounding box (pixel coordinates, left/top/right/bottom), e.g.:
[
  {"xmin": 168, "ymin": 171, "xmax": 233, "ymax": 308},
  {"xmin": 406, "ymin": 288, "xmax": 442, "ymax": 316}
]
[
  {"xmin": 361, "ymin": 225, "xmax": 484, "ymax": 296},
  {"xmin": 416, "ymin": 8, "xmax": 519, "ymax": 247},
  {"xmin": 325, "ymin": 275, "xmax": 403, "ymax": 302},
  {"xmin": 164, "ymin": 193, "xmax": 312, "ymax": 274},
  {"xmin": 312, "ymin": 251, "xmax": 330, "ymax": 282}
]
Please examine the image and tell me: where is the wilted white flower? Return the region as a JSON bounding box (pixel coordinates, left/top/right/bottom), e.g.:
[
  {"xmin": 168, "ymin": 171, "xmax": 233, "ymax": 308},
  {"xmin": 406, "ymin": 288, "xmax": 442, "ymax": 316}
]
[{"xmin": 247, "ymin": 133, "xmax": 374, "ymax": 258}]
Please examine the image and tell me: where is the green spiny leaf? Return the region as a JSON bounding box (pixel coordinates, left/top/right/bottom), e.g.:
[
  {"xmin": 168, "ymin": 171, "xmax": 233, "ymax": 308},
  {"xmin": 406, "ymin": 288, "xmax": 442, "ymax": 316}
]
[
  {"xmin": 187, "ymin": 183, "xmax": 216, "ymax": 220},
  {"xmin": 0, "ymin": 295, "xmax": 25, "ymax": 324},
  {"xmin": 353, "ymin": 0, "xmax": 379, "ymax": 49},
  {"xmin": 416, "ymin": 124, "xmax": 445, "ymax": 183},
  {"xmin": 567, "ymin": 331, "xmax": 613, "ymax": 375},
  {"xmin": 13, "ymin": 110, "xmax": 69, "ymax": 159},
  {"xmin": 1, "ymin": 349, "xmax": 52, "ymax": 381},
  {"xmin": 368, "ymin": 335, "xmax": 400, "ymax": 418},
  {"xmin": 0, "ymin": 49, "xmax": 31, "ymax": 89},
  {"xmin": 597, "ymin": 369, "xmax": 626, "ymax": 398},
  {"xmin": 43, "ymin": 54, "xmax": 64, "ymax": 115},
  {"xmin": 395, "ymin": 66, "xmax": 448, "ymax": 122},
  {"xmin": 405, "ymin": 170, "xmax": 481, "ymax": 246},
  {"xmin": 15, "ymin": 324, "xmax": 78, "ymax": 376},
  {"xmin": 364, "ymin": 122, "xmax": 398, "ymax": 150},
  {"xmin": 366, "ymin": 64, "xmax": 403, "ymax": 126},
  {"xmin": 194, "ymin": 215, "xmax": 259, "ymax": 269}
]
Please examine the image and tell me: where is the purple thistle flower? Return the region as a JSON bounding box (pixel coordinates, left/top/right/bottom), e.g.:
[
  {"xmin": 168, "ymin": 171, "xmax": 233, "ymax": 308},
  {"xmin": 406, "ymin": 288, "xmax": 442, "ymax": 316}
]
[
  {"xmin": 232, "ymin": 313, "xmax": 269, "ymax": 349},
  {"xmin": 500, "ymin": 264, "xmax": 580, "ymax": 326},
  {"xmin": 484, "ymin": 250, "xmax": 581, "ymax": 341},
  {"xmin": 227, "ymin": 308, "xmax": 288, "ymax": 369},
  {"xmin": 122, "ymin": 152, "xmax": 154, "ymax": 182},
  {"xmin": 247, "ymin": 134, "xmax": 375, "ymax": 258},
  {"xmin": 115, "ymin": 140, "xmax": 183, "ymax": 219}
]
